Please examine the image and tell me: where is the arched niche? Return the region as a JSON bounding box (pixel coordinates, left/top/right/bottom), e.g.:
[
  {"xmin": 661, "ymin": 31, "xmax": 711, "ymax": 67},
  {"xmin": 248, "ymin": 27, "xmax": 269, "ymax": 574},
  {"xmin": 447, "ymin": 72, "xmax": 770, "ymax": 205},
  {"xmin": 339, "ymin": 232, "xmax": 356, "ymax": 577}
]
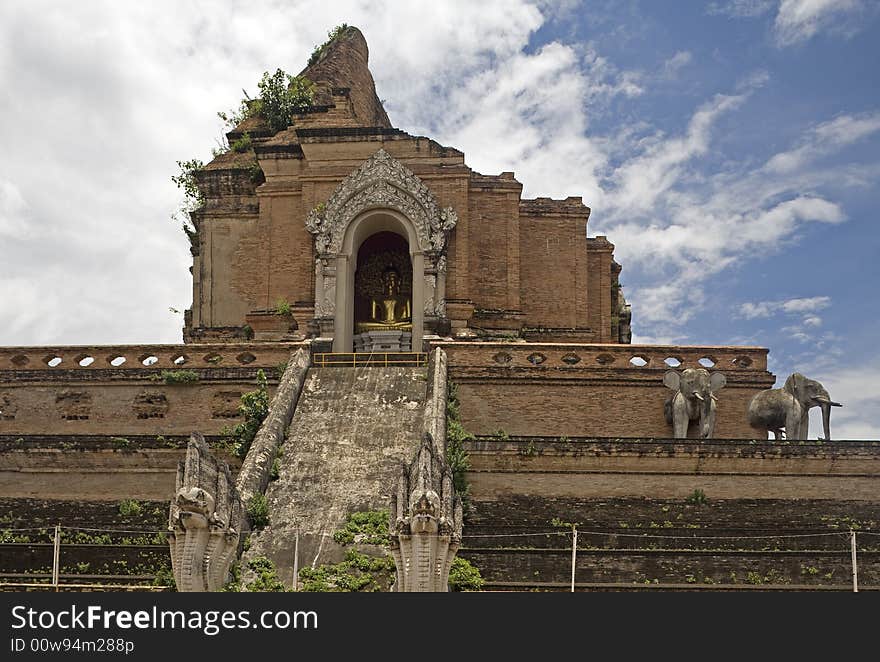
[
  {"xmin": 334, "ymin": 210, "xmax": 425, "ymax": 352},
  {"xmin": 307, "ymin": 149, "xmax": 456, "ymax": 352}
]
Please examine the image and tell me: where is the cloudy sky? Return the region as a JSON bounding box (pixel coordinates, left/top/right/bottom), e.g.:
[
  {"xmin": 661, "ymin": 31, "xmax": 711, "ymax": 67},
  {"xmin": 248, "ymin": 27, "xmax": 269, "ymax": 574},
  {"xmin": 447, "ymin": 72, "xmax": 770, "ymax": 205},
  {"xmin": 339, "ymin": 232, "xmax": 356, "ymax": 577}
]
[{"xmin": 1, "ymin": 1, "xmax": 878, "ymax": 438}]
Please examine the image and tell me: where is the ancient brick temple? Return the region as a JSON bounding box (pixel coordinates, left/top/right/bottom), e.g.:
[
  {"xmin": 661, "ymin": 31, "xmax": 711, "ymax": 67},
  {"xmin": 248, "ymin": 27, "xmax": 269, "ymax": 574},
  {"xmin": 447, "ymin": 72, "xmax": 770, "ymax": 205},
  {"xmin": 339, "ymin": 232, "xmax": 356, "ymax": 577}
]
[
  {"xmin": 1, "ymin": 27, "xmax": 877, "ymax": 593},
  {"xmin": 186, "ymin": 27, "xmax": 629, "ymax": 352}
]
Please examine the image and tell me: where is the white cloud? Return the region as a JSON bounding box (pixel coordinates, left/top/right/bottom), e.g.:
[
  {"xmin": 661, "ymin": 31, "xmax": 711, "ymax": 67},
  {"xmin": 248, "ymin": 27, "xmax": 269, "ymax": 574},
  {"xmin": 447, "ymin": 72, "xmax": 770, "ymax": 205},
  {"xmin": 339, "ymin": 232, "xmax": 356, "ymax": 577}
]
[
  {"xmin": 662, "ymin": 51, "xmax": 693, "ymax": 79},
  {"xmin": 606, "ymin": 91, "xmax": 751, "ymax": 217},
  {"xmin": 0, "ymin": 0, "xmax": 876, "ymax": 369},
  {"xmin": 739, "ymin": 296, "xmax": 831, "ymax": 319},
  {"xmin": 597, "ymin": 95, "xmax": 866, "ymax": 333},
  {"xmin": 804, "ymin": 359, "xmax": 880, "ymax": 440},
  {"xmin": 0, "ymin": 178, "xmax": 29, "ymax": 237},
  {"xmin": 766, "ymin": 112, "xmax": 880, "ymax": 173},
  {"xmin": 708, "ymin": 0, "xmax": 775, "ymax": 17},
  {"xmin": 709, "ymin": 0, "xmax": 870, "ymax": 46},
  {"xmin": 781, "ymin": 296, "xmax": 832, "ymax": 314},
  {"xmin": 774, "ymin": 0, "xmax": 864, "ymax": 45}
]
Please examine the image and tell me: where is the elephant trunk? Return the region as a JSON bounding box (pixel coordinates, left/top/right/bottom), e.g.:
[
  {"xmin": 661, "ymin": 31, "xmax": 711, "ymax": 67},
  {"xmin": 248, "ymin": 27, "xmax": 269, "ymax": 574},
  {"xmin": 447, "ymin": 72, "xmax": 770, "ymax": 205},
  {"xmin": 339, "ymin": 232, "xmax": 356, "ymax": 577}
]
[
  {"xmin": 700, "ymin": 392, "xmax": 712, "ymax": 438},
  {"xmin": 821, "ymin": 401, "xmax": 831, "ymax": 442}
]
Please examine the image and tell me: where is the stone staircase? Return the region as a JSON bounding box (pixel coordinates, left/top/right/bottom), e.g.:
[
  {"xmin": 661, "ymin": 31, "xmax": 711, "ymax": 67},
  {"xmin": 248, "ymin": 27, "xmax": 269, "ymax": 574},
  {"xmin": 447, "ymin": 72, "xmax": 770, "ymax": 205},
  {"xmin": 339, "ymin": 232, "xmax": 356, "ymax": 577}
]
[{"xmin": 243, "ymin": 365, "xmax": 427, "ymax": 583}]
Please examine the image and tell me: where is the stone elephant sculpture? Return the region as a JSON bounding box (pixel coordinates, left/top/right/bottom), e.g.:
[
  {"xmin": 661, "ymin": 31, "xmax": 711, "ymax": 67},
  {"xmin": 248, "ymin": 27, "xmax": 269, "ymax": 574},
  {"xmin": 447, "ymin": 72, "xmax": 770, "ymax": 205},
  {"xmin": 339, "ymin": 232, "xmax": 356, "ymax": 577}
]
[
  {"xmin": 747, "ymin": 372, "xmax": 841, "ymax": 440},
  {"xmin": 663, "ymin": 368, "xmax": 727, "ymax": 439}
]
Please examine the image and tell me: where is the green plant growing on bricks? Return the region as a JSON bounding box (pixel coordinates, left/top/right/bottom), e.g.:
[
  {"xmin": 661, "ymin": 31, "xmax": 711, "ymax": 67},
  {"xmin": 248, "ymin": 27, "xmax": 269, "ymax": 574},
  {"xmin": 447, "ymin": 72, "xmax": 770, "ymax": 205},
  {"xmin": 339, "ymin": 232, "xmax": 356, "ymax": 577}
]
[
  {"xmin": 274, "ymin": 298, "xmax": 293, "ymax": 316},
  {"xmin": 308, "ymin": 24, "xmax": 350, "ymax": 66},
  {"xmin": 226, "ymin": 369, "xmax": 270, "ymax": 459},
  {"xmin": 298, "ymin": 509, "xmax": 485, "ymax": 592},
  {"xmin": 687, "ymin": 489, "xmax": 708, "ymax": 505},
  {"xmin": 118, "ymin": 499, "xmax": 143, "ymax": 517},
  {"xmin": 171, "ymin": 158, "xmax": 204, "ymax": 241},
  {"xmin": 154, "ymin": 369, "xmax": 199, "ymax": 385},
  {"xmin": 445, "ymin": 382, "xmax": 473, "ymax": 512}
]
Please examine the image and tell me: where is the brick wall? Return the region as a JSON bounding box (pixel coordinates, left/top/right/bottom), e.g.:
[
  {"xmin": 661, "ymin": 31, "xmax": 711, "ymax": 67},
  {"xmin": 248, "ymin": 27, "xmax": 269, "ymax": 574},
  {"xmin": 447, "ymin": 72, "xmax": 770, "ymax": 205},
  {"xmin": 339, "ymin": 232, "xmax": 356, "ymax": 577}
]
[
  {"xmin": 464, "ymin": 437, "xmax": 880, "ymax": 500},
  {"xmin": 436, "ymin": 342, "xmax": 775, "ymax": 439},
  {"xmin": 0, "ymin": 344, "xmax": 301, "ymax": 436}
]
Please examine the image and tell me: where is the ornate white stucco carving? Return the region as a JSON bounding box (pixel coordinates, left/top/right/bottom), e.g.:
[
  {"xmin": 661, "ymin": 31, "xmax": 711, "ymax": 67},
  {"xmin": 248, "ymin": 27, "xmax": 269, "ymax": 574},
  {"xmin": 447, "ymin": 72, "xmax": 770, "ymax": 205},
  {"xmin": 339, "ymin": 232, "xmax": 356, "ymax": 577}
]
[
  {"xmin": 424, "ymin": 274, "xmax": 437, "ymax": 315},
  {"xmin": 305, "ymin": 149, "xmax": 457, "ymax": 257},
  {"xmin": 389, "ymin": 433, "xmax": 463, "ymax": 592},
  {"xmin": 168, "ymin": 433, "xmax": 243, "ymax": 592}
]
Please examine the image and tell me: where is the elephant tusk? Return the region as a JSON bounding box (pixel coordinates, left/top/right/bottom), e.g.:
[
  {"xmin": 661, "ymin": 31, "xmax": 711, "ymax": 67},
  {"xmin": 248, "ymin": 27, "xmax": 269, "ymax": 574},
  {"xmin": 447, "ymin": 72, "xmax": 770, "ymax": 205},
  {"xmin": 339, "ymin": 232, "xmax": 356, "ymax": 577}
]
[
  {"xmin": 710, "ymin": 394, "xmax": 718, "ymax": 402},
  {"xmin": 814, "ymin": 397, "xmax": 843, "ymax": 407},
  {"xmin": 693, "ymin": 392, "xmax": 704, "ymax": 402}
]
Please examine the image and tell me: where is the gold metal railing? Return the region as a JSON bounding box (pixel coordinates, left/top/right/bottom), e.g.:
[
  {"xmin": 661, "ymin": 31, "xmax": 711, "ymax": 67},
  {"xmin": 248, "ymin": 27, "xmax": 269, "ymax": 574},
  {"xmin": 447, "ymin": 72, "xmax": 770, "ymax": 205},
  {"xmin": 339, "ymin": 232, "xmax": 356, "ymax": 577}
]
[{"xmin": 313, "ymin": 352, "xmax": 428, "ymax": 368}]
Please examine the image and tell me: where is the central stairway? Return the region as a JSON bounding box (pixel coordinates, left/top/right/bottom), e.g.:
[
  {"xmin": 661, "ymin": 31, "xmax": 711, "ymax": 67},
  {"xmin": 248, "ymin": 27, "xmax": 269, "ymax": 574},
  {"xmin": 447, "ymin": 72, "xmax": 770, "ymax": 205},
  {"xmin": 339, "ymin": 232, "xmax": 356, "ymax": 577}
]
[{"xmin": 244, "ymin": 365, "xmax": 427, "ymax": 583}]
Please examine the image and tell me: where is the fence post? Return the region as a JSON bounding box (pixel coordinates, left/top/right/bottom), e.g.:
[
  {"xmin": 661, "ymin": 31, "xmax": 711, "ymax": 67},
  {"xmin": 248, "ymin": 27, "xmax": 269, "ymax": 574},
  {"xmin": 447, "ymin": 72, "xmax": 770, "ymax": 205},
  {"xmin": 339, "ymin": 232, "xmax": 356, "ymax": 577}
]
[
  {"xmin": 292, "ymin": 530, "xmax": 299, "ymax": 591},
  {"xmin": 570, "ymin": 525, "xmax": 578, "ymax": 593},
  {"xmin": 52, "ymin": 525, "xmax": 61, "ymax": 591},
  {"xmin": 850, "ymin": 529, "xmax": 858, "ymax": 593}
]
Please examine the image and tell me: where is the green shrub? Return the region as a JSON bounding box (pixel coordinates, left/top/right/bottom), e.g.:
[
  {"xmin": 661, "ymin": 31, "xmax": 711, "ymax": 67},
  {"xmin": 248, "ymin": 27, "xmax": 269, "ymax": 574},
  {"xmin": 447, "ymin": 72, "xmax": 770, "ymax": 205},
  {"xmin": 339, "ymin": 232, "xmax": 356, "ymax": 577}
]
[
  {"xmin": 226, "ymin": 370, "xmax": 270, "ymax": 459},
  {"xmin": 687, "ymin": 489, "xmax": 708, "ymax": 505},
  {"xmin": 274, "ymin": 298, "xmax": 292, "ymax": 316},
  {"xmin": 118, "ymin": 499, "xmax": 143, "ymax": 517},
  {"xmin": 246, "ymin": 494, "xmax": 269, "ymax": 529},
  {"xmin": 446, "ymin": 382, "xmax": 473, "ymax": 510},
  {"xmin": 231, "ymin": 132, "xmax": 252, "ymax": 153},
  {"xmin": 332, "ymin": 510, "xmax": 390, "ymax": 546},
  {"xmin": 448, "ymin": 557, "xmax": 484, "ymax": 592},
  {"xmin": 256, "ymin": 69, "xmax": 314, "ymax": 132},
  {"xmin": 298, "ymin": 549, "xmax": 395, "ymax": 592},
  {"xmin": 246, "ymin": 556, "xmax": 286, "ymax": 592},
  {"xmin": 308, "ymin": 24, "xmax": 350, "ymax": 66},
  {"xmin": 155, "ymin": 369, "xmax": 199, "ymax": 385},
  {"xmin": 172, "ymin": 158, "xmax": 204, "ymax": 211},
  {"xmin": 152, "ymin": 566, "xmax": 177, "ymax": 590}
]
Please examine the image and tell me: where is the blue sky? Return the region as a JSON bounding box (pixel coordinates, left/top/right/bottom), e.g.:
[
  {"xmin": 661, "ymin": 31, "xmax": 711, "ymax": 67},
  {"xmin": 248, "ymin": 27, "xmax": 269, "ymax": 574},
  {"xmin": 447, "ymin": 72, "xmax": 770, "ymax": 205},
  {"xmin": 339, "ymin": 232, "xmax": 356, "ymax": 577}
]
[{"xmin": 0, "ymin": 1, "xmax": 878, "ymax": 437}]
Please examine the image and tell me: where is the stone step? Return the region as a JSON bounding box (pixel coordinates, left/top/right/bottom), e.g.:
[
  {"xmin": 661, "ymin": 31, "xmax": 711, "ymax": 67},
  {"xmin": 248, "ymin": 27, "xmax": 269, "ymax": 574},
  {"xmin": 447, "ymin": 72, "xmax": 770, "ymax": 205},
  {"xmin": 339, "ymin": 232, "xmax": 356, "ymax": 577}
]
[{"xmin": 245, "ymin": 366, "xmax": 428, "ymax": 581}]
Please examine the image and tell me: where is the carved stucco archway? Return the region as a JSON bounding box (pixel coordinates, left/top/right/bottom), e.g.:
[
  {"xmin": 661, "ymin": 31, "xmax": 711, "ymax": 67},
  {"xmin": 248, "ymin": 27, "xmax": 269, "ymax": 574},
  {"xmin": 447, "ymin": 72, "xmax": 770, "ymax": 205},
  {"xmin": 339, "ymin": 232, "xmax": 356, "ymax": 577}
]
[{"xmin": 306, "ymin": 149, "xmax": 457, "ymax": 352}]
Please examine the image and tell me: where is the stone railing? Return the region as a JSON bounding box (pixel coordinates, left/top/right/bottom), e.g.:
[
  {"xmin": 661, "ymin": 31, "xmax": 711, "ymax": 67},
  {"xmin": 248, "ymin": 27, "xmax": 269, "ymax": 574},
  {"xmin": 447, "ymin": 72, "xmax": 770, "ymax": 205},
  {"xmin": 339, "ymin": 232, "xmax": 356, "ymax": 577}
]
[
  {"xmin": 169, "ymin": 347, "xmax": 312, "ymax": 592},
  {"xmin": 0, "ymin": 343, "xmax": 305, "ymax": 372},
  {"xmin": 235, "ymin": 347, "xmax": 311, "ymax": 504},
  {"xmin": 422, "ymin": 348, "xmax": 448, "ymax": 449},
  {"xmin": 389, "ymin": 348, "xmax": 464, "ymax": 592},
  {"xmin": 435, "ymin": 342, "xmax": 768, "ymax": 372}
]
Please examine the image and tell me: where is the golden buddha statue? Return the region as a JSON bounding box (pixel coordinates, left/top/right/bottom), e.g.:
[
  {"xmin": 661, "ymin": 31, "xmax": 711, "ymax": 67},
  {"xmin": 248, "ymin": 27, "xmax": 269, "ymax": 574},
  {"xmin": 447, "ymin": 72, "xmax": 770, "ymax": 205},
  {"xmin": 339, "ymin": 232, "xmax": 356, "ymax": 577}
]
[{"xmin": 356, "ymin": 267, "xmax": 412, "ymax": 333}]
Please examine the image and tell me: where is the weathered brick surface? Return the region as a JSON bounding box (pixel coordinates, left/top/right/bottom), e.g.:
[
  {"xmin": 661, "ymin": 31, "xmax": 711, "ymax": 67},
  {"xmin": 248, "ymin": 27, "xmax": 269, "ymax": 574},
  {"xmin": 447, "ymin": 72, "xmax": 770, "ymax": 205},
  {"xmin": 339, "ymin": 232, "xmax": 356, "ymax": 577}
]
[
  {"xmin": 0, "ymin": 437, "xmax": 240, "ymax": 501},
  {"xmin": 459, "ymin": 548, "xmax": 880, "ymax": 587},
  {"xmin": 185, "ymin": 30, "xmax": 629, "ymax": 342},
  {"xmin": 433, "ymin": 342, "xmax": 774, "ymax": 438},
  {"xmin": 0, "ymin": 343, "xmax": 300, "ymax": 436},
  {"xmin": 297, "ymin": 27, "xmax": 391, "ymax": 129},
  {"xmin": 464, "ymin": 437, "xmax": 880, "ymax": 500},
  {"xmin": 458, "ymin": 438, "xmax": 880, "ymax": 589}
]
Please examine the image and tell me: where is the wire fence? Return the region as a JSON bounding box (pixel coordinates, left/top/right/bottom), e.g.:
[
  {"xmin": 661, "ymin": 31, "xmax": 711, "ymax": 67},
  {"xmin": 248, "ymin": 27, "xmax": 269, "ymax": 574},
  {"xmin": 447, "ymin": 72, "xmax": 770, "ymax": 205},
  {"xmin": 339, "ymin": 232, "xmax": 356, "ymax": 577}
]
[
  {"xmin": 0, "ymin": 523, "xmax": 876, "ymax": 592},
  {"xmin": 0, "ymin": 524, "xmax": 171, "ymax": 592}
]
